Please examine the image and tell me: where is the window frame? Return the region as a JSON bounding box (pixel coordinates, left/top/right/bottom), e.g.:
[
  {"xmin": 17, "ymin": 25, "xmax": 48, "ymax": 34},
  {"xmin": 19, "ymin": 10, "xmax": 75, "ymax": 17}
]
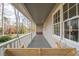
[
  {"xmin": 53, "ymin": 9, "xmax": 61, "ymax": 36},
  {"xmin": 63, "ymin": 3, "xmax": 79, "ymax": 42}
]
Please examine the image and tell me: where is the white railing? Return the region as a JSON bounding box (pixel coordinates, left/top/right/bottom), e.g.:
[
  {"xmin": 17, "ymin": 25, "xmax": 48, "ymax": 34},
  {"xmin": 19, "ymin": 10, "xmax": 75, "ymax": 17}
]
[{"xmin": 0, "ymin": 32, "xmax": 36, "ymax": 56}]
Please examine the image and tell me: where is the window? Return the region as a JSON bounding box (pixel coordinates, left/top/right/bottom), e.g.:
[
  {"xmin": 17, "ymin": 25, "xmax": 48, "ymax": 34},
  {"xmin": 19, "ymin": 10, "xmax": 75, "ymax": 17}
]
[
  {"xmin": 54, "ymin": 24, "xmax": 60, "ymax": 35},
  {"xmin": 64, "ymin": 21, "xmax": 69, "ymax": 39},
  {"xmin": 78, "ymin": 4, "xmax": 79, "ymax": 15},
  {"xmin": 63, "ymin": 11, "xmax": 68, "ymax": 20},
  {"xmin": 70, "ymin": 18, "xmax": 78, "ymax": 41},
  {"xmin": 69, "ymin": 5, "xmax": 76, "ymax": 18},
  {"xmin": 57, "ymin": 10, "xmax": 60, "ymax": 22},
  {"xmin": 63, "ymin": 3, "xmax": 79, "ymax": 42},
  {"xmin": 63, "ymin": 3, "xmax": 68, "ymax": 12},
  {"xmin": 69, "ymin": 3, "xmax": 76, "ymax": 8},
  {"xmin": 63, "ymin": 3, "xmax": 77, "ymax": 20},
  {"xmin": 54, "ymin": 13, "xmax": 57, "ymax": 24},
  {"xmin": 53, "ymin": 10, "xmax": 60, "ymax": 36},
  {"xmin": 63, "ymin": 3, "xmax": 68, "ymax": 20}
]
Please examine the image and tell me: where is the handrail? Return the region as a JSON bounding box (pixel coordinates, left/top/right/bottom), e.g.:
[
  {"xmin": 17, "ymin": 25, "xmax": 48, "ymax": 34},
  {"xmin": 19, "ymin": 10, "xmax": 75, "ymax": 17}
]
[
  {"xmin": 0, "ymin": 32, "xmax": 36, "ymax": 56},
  {"xmin": 0, "ymin": 33, "xmax": 32, "ymax": 48}
]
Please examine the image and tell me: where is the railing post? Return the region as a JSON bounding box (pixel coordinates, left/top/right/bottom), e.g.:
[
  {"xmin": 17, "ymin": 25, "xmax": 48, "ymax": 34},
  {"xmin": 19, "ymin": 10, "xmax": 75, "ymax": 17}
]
[
  {"xmin": 15, "ymin": 40, "xmax": 18, "ymax": 48},
  {"xmin": 13, "ymin": 41, "xmax": 16, "ymax": 48},
  {"xmin": 18, "ymin": 40, "xmax": 20, "ymax": 48},
  {"xmin": 0, "ymin": 47, "xmax": 4, "ymax": 56},
  {"xmin": 9, "ymin": 43, "xmax": 12, "ymax": 48},
  {"xmin": 14, "ymin": 8, "xmax": 19, "ymax": 37},
  {"xmin": 7, "ymin": 44, "xmax": 10, "ymax": 48},
  {"xmin": 16, "ymin": 41, "xmax": 18, "ymax": 48},
  {"xmin": 11, "ymin": 42, "xmax": 15, "ymax": 48}
]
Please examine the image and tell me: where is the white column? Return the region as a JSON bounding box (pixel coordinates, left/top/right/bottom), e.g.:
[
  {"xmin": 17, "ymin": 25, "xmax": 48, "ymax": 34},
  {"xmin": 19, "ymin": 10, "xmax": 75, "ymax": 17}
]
[
  {"xmin": 14, "ymin": 8, "xmax": 19, "ymax": 37},
  {"xmin": 1, "ymin": 3, "xmax": 4, "ymax": 36}
]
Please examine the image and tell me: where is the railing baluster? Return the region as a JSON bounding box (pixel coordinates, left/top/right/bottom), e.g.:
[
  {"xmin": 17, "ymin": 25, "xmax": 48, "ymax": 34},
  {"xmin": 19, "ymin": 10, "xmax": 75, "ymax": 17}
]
[
  {"xmin": 13, "ymin": 41, "xmax": 15, "ymax": 48},
  {"xmin": 12, "ymin": 42, "xmax": 14, "ymax": 48},
  {"xmin": 18, "ymin": 40, "xmax": 20, "ymax": 48},
  {"xmin": 18, "ymin": 39, "xmax": 20, "ymax": 47},
  {"xmin": 17, "ymin": 40, "xmax": 18, "ymax": 48},
  {"xmin": 20, "ymin": 39, "xmax": 22, "ymax": 47},
  {"xmin": 15, "ymin": 41, "xmax": 17, "ymax": 48},
  {"xmin": 17, "ymin": 40, "xmax": 19, "ymax": 48},
  {"xmin": 16, "ymin": 40, "xmax": 18, "ymax": 48},
  {"xmin": 0, "ymin": 48, "xmax": 2, "ymax": 56},
  {"xmin": 1, "ymin": 47, "xmax": 5, "ymax": 56},
  {"xmin": 7, "ymin": 44, "xmax": 10, "ymax": 48},
  {"xmin": 14, "ymin": 41, "xmax": 16, "ymax": 48},
  {"xmin": 4, "ymin": 45, "xmax": 7, "ymax": 48},
  {"xmin": 0, "ymin": 47, "xmax": 3, "ymax": 56},
  {"xmin": 9, "ymin": 43, "xmax": 12, "ymax": 48},
  {"xmin": 16, "ymin": 41, "xmax": 18, "ymax": 48}
]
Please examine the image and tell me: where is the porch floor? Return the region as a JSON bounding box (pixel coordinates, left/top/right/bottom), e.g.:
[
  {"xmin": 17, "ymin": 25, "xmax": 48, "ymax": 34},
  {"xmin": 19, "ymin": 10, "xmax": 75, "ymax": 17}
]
[{"xmin": 28, "ymin": 35, "xmax": 51, "ymax": 48}]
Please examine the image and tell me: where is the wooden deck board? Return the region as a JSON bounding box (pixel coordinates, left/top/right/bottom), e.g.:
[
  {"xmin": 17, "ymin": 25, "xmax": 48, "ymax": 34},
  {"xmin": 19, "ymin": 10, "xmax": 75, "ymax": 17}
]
[{"xmin": 4, "ymin": 48, "xmax": 76, "ymax": 56}]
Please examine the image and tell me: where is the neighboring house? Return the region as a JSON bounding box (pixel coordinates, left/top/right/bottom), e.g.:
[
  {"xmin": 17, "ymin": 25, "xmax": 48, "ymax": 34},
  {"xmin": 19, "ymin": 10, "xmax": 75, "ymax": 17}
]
[{"xmin": 8, "ymin": 25, "xmax": 16, "ymax": 34}]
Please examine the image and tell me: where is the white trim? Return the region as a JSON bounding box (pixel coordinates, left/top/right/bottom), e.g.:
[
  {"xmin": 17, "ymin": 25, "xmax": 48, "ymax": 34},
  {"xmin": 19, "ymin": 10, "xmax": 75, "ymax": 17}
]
[{"xmin": 64, "ymin": 16, "xmax": 79, "ymax": 22}]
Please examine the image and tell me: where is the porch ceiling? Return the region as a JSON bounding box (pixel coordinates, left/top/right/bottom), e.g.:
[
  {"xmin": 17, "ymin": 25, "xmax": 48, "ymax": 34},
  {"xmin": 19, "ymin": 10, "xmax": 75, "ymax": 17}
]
[{"xmin": 24, "ymin": 3, "xmax": 56, "ymax": 25}]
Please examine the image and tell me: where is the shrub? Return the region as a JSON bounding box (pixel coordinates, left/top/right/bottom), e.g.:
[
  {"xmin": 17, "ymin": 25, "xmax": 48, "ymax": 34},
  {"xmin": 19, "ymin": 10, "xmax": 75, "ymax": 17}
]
[{"xmin": 0, "ymin": 36, "xmax": 12, "ymax": 42}]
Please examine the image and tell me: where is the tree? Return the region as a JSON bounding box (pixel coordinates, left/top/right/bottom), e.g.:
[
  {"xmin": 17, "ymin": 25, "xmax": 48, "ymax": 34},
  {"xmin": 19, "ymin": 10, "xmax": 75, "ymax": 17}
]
[{"xmin": 18, "ymin": 23, "xmax": 29, "ymax": 34}]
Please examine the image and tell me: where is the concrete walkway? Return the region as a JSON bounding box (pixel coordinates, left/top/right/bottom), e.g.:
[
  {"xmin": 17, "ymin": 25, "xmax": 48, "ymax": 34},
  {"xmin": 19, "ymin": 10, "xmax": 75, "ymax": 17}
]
[{"xmin": 28, "ymin": 35, "xmax": 51, "ymax": 48}]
